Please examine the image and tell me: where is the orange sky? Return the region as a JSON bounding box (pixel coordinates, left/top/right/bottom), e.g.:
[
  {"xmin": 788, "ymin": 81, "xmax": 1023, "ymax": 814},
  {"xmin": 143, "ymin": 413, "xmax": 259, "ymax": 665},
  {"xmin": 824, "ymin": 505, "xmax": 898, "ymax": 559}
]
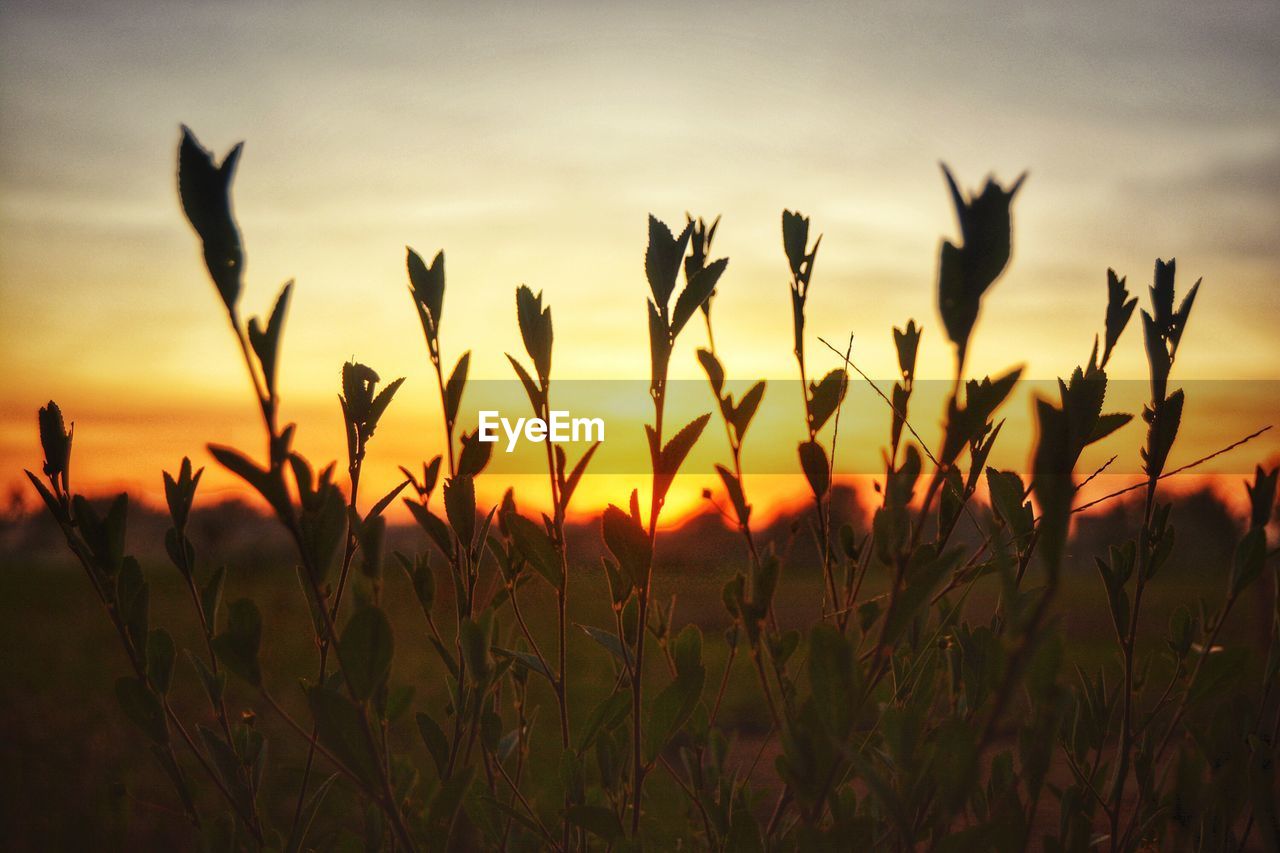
[{"xmin": 2, "ymin": 2, "xmax": 1277, "ymax": 524}]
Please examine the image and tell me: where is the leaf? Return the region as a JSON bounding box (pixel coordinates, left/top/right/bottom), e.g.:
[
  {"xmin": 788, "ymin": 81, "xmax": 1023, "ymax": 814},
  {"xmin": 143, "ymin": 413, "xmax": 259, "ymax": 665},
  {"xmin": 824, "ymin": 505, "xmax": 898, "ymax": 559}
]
[
  {"xmin": 670, "ymin": 624, "xmax": 702, "ymax": 678},
  {"xmin": 1247, "ymin": 465, "xmax": 1279, "ymax": 529},
  {"xmin": 696, "ymin": 348, "xmax": 724, "ymax": 396},
  {"xmin": 400, "ymin": 552, "xmax": 435, "ymax": 615},
  {"xmin": 178, "ymin": 126, "xmax": 244, "ymax": 315},
  {"xmin": 645, "ymin": 215, "xmax": 693, "ymax": 309},
  {"xmin": 24, "ymin": 470, "xmax": 62, "ymax": 520},
  {"xmin": 1088, "ymin": 412, "xmax": 1132, "ymax": 446},
  {"xmin": 565, "ymin": 805, "xmax": 623, "ymax": 842},
  {"xmin": 416, "ymin": 711, "xmax": 450, "ymax": 778},
  {"xmin": 601, "ymin": 505, "xmax": 651, "ymax": 592},
  {"xmin": 660, "ymin": 413, "xmax": 711, "ymax": 478},
  {"xmin": 443, "ymin": 475, "xmax": 476, "ymax": 549},
  {"xmin": 456, "ymin": 430, "xmax": 492, "ymax": 479},
  {"xmin": 753, "ymin": 553, "xmax": 781, "ymax": 613},
  {"xmin": 287, "ymin": 772, "xmax": 339, "ymax": 853},
  {"xmin": 1231, "ymin": 526, "xmax": 1267, "ymax": 596},
  {"xmin": 187, "ymin": 650, "xmax": 226, "ymax": 708},
  {"xmin": 505, "ymin": 512, "xmax": 563, "ymax": 589},
  {"xmin": 893, "ymin": 320, "xmax": 922, "ymax": 380},
  {"xmin": 936, "ymin": 166, "xmax": 1025, "ymax": 363},
  {"xmin": 578, "ymin": 624, "xmax": 629, "ymax": 667},
  {"xmin": 1142, "ymin": 388, "xmax": 1184, "ymax": 480},
  {"xmin": 493, "ymin": 647, "xmax": 554, "ymax": 684},
  {"xmin": 729, "ymin": 381, "xmax": 766, "ymax": 440},
  {"xmin": 654, "ymin": 413, "xmax": 711, "ymax": 504},
  {"xmin": 644, "ymin": 665, "xmax": 705, "ymax": 764},
  {"xmin": 1102, "ymin": 269, "xmax": 1137, "ymax": 366},
  {"xmin": 75, "ymin": 494, "xmax": 128, "ymax": 575},
  {"xmin": 357, "ymin": 516, "xmax": 387, "ymax": 582},
  {"xmin": 37, "ymin": 400, "xmax": 72, "ymax": 482},
  {"xmin": 986, "ymin": 468, "xmax": 1032, "ymax": 540},
  {"xmin": 806, "ymin": 368, "xmax": 845, "ymax": 433},
  {"xmin": 162, "ymin": 458, "xmax": 200, "ymax": 530},
  {"xmin": 367, "ymin": 377, "xmax": 405, "ymax": 434},
  {"xmin": 299, "ymin": 483, "xmax": 347, "ymax": 585},
  {"xmin": 116, "ymin": 557, "xmax": 149, "ymax": 660},
  {"xmin": 798, "ymin": 440, "xmax": 830, "ymax": 497},
  {"xmin": 421, "ymin": 645, "xmax": 458, "ymax": 696},
  {"xmin": 405, "ymin": 500, "xmax": 453, "ymax": 558},
  {"xmin": 339, "ymin": 606, "xmax": 394, "ymax": 701},
  {"xmin": 366, "ymin": 478, "xmax": 410, "ymax": 522},
  {"xmin": 1032, "ymin": 397, "xmax": 1074, "ymax": 571},
  {"xmin": 116, "ymin": 676, "xmax": 168, "ymax": 743},
  {"xmin": 247, "ymin": 281, "xmax": 293, "ymax": 397},
  {"xmin": 507, "ymin": 353, "xmax": 543, "ymax": 411},
  {"xmin": 781, "ymin": 209, "xmax": 811, "ymax": 280},
  {"xmin": 208, "ymin": 444, "xmax": 288, "ymax": 518},
  {"xmin": 672, "ymin": 258, "xmax": 728, "ymax": 337},
  {"xmin": 460, "ymin": 617, "xmax": 492, "ymax": 682},
  {"xmin": 211, "ymin": 598, "xmax": 262, "ymax": 687},
  {"xmin": 576, "ymin": 690, "xmax": 631, "ymax": 753},
  {"xmin": 407, "ymin": 247, "xmax": 445, "ymax": 331},
  {"xmin": 560, "ymin": 441, "xmax": 601, "ymax": 510},
  {"xmin": 716, "ymin": 464, "xmax": 749, "ymax": 526},
  {"xmin": 1141, "ymin": 309, "xmax": 1172, "ymax": 404},
  {"xmin": 147, "ymin": 629, "xmax": 176, "ymax": 695},
  {"xmin": 516, "ymin": 284, "xmax": 553, "ymax": 381},
  {"xmin": 444, "ymin": 352, "xmax": 470, "ymax": 427}
]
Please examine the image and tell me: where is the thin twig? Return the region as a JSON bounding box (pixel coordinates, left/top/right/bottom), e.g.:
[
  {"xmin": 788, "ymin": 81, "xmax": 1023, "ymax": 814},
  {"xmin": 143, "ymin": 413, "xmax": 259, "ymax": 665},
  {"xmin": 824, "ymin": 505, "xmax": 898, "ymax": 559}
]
[{"xmin": 1074, "ymin": 425, "xmax": 1272, "ymax": 515}]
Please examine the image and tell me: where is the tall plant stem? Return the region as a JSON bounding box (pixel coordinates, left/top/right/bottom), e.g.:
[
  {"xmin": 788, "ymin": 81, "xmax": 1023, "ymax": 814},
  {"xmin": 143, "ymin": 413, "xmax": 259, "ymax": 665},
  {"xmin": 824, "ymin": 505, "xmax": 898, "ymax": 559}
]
[
  {"xmin": 1109, "ymin": 478, "xmax": 1158, "ymax": 852},
  {"xmin": 631, "ymin": 364, "xmax": 670, "ymax": 836},
  {"xmin": 223, "ymin": 309, "xmax": 415, "ymax": 850},
  {"xmin": 289, "ymin": 461, "xmax": 365, "ymax": 842}
]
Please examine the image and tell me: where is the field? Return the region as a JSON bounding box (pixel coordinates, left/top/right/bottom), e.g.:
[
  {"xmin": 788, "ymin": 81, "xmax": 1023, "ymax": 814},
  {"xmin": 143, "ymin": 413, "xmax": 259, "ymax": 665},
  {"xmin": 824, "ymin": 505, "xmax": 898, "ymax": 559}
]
[{"xmin": 2, "ymin": 487, "xmax": 1272, "ymax": 849}]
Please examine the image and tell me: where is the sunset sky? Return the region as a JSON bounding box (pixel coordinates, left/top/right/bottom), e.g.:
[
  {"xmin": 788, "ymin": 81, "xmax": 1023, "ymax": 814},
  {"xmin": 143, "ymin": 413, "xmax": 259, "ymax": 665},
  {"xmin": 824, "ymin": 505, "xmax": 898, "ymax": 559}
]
[{"xmin": 2, "ymin": 1, "xmax": 1277, "ymax": 521}]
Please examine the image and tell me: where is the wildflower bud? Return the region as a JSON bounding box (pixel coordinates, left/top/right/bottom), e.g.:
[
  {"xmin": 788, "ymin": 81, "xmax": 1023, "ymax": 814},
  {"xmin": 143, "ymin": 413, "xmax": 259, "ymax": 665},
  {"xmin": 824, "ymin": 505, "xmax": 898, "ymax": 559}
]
[{"xmin": 38, "ymin": 401, "xmax": 72, "ymax": 486}]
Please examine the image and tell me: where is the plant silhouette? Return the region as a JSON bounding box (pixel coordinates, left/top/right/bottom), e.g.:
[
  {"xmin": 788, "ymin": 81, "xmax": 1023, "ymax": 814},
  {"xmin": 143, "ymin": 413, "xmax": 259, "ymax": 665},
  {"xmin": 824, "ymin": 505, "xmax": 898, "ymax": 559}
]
[{"xmin": 21, "ymin": 128, "xmax": 1280, "ymax": 852}]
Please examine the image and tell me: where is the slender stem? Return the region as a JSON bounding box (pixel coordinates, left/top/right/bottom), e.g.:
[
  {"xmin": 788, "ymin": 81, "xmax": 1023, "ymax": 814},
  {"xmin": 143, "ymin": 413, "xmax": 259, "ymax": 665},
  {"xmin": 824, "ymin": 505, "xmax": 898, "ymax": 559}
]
[
  {"xmin": 508, "ymin": 582, "xmax": 555, "ymax": 690},
  {"xmin": 707, "ymin": 643, "xmax": 738, "ymax": 731},
  {"xmin": 220, "ymin": 309, "xmax": 415, "ymax": 850},
  {"xmin": 1109, "ymin": 482, "xmax": 1157, "ymax": 852},
  {"xmin": 657, "ymin": 755, "xmax": 715, "ymax": 843},
  {"xmin": 261, "ymin": 689, "xmax": 363, "ymax": 790},
  {"xmin": 490, "ymin": 744, "xmax": 563, "ymax": 851},
  {"xmin": 49, "ymin": 505, "xmax": 266, "ymax": 839},
  {"xmin": 1073, "ymin": 425, "xmax": 1272, "ymax": 515},
  {"xmin": 431, "ymin": 351, "xmax": 457, "ymax": 479},
  {"xmin": 180, "ymin": 551, "xmax": 265, "ymax": 838},
  {"xmin": 632, "ymin": 344, "xmax": 670, "ymax": 835},
  {"xmin": 290, "ymin": 457, "xmax": 364, "ymax": 842}
]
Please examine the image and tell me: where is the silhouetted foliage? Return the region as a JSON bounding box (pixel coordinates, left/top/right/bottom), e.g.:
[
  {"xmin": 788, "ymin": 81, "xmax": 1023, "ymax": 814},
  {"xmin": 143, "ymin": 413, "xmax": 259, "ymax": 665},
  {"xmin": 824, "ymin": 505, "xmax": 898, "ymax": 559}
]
[{"xmin": 20, "ymin": 128, "xmax": 1280, "ymax": 852}]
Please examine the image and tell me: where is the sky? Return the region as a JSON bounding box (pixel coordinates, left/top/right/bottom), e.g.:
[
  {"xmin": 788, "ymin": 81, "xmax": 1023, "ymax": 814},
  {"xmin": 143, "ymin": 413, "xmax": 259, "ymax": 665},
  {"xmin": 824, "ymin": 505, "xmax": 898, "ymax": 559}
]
[{"xmin": 1, "ymin": 0, "xmax": 1277, "ymax": 521}]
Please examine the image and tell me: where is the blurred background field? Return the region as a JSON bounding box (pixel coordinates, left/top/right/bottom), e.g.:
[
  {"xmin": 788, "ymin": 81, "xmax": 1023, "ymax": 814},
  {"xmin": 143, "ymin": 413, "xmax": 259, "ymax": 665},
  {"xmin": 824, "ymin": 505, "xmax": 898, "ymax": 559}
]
[{"xmin": 1, "ymin": 481, "xmax": 1270, "ymax": 850}]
